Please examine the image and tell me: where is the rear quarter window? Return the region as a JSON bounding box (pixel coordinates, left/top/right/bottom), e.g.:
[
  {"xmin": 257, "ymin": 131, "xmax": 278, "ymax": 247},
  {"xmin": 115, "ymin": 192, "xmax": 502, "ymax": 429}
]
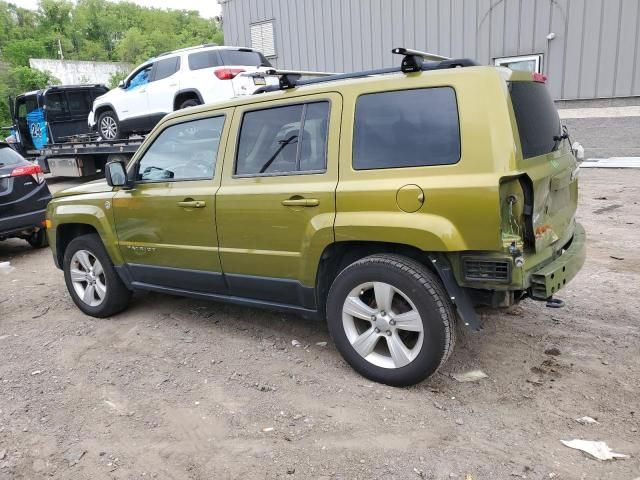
[
  {"xmin": 353, "ymin": 87, "xmax": 461, "ymax": 170},
  {"xmin": 509, "ymin": 81, "xmax": 561, "ymax": 159}
]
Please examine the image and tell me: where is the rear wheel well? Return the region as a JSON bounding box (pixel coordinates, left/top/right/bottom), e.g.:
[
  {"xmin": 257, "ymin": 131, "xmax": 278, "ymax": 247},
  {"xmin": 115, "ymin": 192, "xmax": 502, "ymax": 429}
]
[
  {"xmin": 174, "ymin": 91, "xmax": 201, "ymax": 110},
  {"xmin": 56, "ymin": 223, "xmax": 99, "ymax": 268},
  {"xmin": 315, "ymin": 241, "xmax": 433, "ymax": 318}
]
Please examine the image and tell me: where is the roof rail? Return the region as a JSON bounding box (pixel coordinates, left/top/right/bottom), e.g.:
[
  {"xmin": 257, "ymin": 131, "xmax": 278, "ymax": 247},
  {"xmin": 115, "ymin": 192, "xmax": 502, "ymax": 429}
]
[
  {"xmin": 252, "ymin": 47, "xmax": 478, "ymax": 93},
  {"xmin": 156, "ymin": 43, "xmax": 228, "ymax": 58}
]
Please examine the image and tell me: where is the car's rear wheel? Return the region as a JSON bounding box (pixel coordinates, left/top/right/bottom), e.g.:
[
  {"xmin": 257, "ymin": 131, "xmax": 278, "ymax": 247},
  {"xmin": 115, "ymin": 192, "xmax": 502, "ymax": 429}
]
[
  {"xmin": 326, "ymin": 254, "xmax": 456, "ymax": 387},
  {"xmin": 178, "ymin": 98, "xmax": 201, "ymax": 109},
  {"xmin": 98, "ymin": 110, "xmax": 122, "ymax": 140},
  {"xmin": 26, "ymin": 228, "xmax": 48, "ymax": 248},
  {"xmin": 63, "ymin": 233, "xmax": 131, "ymax": 317}
]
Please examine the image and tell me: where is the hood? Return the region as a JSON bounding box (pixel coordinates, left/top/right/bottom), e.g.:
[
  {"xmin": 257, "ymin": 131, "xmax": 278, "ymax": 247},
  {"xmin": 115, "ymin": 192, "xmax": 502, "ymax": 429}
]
[{"xmin": 53, "ymin": 179, "xmax": 113, "ymax": 198}]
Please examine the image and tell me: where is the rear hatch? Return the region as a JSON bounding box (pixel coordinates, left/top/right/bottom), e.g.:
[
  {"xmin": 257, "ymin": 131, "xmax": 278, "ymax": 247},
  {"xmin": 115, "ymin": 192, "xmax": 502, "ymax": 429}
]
[
  {"xmin": 0, "ymin": 145, "xmax": 49, "ymax": 221},
  {"xmin": 217, "ymin": 49, "xmax": 280, "ymax": 95},
  {"xmin": 509, "ymin": 76, "xmax": 579, "ymax": 253}
]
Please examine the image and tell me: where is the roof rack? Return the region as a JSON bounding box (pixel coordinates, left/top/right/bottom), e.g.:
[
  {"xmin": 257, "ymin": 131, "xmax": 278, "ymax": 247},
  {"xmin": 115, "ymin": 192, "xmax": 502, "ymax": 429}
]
[
  {"xmin": 252, "ymin": 47, "xmax": 478, "ymax": 93},
  {"xmin": 246, "ymin": 68, "xmax": 339, "ymax": 89}
]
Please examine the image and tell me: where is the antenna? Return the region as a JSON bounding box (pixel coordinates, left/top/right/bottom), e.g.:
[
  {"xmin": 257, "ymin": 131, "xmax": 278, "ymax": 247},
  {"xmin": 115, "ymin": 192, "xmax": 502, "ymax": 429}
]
[{"xmin": 392, "ymin": 47, "xmax": 451, "ymax": 73}]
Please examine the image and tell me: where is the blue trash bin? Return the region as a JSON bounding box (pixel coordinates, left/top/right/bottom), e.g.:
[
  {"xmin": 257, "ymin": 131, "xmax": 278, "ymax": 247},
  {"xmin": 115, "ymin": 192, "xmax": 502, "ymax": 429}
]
[{"xmin": 26, "ymin": 108, "xmax": 49, "ymax": 149}]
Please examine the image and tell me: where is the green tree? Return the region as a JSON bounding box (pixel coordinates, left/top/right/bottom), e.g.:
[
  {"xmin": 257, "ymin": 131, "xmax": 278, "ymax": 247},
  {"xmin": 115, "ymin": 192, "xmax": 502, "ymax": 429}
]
[{"xmin": 2, "ymin": 39, "xmax": 47, "ymax": 67}]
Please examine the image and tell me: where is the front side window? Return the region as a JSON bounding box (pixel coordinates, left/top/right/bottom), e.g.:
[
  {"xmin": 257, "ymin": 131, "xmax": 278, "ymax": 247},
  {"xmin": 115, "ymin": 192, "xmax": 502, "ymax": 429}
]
[
  {"xmin": 126, "ymin": 65, "xmax": 152, "ymax": 90},
  {"xmin": 235, "ymin": 101, "xmax": 330, "ymax": 176},
  {"xmin": 353, "ymin": 87, "xmax": 460, "ymax": 170},
  {"xmin": 136, "ymin": 116, "xmax": 225, "ymax": 182}
]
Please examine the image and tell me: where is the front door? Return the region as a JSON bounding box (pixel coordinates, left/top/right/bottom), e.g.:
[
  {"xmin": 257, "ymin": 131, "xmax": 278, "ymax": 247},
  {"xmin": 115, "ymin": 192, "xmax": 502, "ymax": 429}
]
[
  {"xmin": 112, "ymin": 110, "xmax": 231, "ymax": 294},
  {"xmin": 216, "ymin": 93, "xmax": 342, "ymax": 309}
]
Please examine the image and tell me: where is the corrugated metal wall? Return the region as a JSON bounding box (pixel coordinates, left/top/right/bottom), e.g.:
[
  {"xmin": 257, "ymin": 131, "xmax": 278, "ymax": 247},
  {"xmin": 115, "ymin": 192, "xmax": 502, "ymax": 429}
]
[{"xmin": 220, "ymin": 0, "xmax": 640, "ymax": 100}]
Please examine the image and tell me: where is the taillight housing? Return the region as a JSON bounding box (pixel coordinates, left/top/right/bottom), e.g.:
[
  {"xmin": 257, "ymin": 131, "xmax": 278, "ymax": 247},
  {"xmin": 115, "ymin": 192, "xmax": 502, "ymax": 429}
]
[
  {"xmin": 214, "ymin": 68, "xmax": 246, "ymax": 80},
  {"xmin": 11, "ymin": 164, "xmax": 45, "ymax": 184},
  {"xmin": 533, "ymin": 72, "xmax": 547, "ymax": 83}
]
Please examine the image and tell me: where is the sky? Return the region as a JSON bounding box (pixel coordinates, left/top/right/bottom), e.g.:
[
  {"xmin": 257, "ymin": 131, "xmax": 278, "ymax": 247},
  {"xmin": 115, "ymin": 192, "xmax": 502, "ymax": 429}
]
[{"xmin": 13, "ymin": 0, "xmax": 221, "ymax": 18}]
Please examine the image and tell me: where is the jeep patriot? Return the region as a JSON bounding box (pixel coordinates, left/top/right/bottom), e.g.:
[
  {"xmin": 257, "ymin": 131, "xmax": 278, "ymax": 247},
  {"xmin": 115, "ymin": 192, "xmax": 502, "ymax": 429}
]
[{"xmin": 46, "ymin": 50, "xmax": 585, "ymax": 386}]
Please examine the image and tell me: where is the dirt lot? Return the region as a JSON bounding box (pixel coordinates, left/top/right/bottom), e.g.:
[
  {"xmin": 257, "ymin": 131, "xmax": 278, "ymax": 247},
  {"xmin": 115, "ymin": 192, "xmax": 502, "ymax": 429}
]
[{"xmin": 1, "ymin": 169, "xmax": 639, "ymax": 479}]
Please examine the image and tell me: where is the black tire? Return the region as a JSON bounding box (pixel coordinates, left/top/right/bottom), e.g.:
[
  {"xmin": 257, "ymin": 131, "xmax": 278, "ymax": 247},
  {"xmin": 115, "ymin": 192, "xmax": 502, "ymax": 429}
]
[
  {"xmin": 178, "ymin": 98, "xmax": 201, "ymax": 109},
  {"xmin": 97, "ymin": 110, "xmax": 122, "ymax": 140},
  {"xmin": 326, "ymin": 254, "xmax": 456, "ymax": 387},
  {"xmin": 63, "ymin": 233, "xmax": 131, "ymax": 318},
  {"xmin": 26, "ymin": 228, "xmax": 48, "ymax": 248}
]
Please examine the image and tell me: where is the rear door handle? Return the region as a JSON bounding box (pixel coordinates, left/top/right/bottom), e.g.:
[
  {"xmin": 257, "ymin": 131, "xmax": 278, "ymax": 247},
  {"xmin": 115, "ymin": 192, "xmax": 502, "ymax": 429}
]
[
  {"xmin": 178, "ymin": 200, "xmax": 206, "ymax": 208},
  {"xmin": 282, "ymin": 198, "xmax": 319, "ymax": 207}
]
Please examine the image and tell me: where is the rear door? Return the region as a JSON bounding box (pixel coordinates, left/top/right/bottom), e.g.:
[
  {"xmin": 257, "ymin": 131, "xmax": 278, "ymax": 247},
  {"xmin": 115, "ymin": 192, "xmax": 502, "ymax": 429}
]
[
  {"xmin": 215, "ymin": 94, "xmax": 341, "ymax": 307},
  {"xmin": 44, "ymin": 91, "xmax": 71, "ymax": 143},
  {"xmin": 146, "ymin": 56, "xmax": 181, "ymax": 118},
  {"xmin": 509, "ymin": 79, "xmax": 578, "ymax": 252}
]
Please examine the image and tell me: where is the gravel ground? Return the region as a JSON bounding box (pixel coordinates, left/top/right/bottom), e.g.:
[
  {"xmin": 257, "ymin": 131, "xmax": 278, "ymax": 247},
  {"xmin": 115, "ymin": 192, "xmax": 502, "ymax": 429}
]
[{"xmin": 1, "ymin": 169, "xmax": 639, "ymax": 479}]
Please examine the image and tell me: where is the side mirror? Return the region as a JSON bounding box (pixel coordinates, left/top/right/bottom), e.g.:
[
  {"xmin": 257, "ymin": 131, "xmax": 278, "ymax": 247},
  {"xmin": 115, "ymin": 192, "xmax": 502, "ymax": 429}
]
[
  {"xmin": 118, "ymin": 80, "xmax": 125, "ymax": 89},
  {"xmin": 105, "ymin": 161, "xmax": 131, "ymax": 188}
]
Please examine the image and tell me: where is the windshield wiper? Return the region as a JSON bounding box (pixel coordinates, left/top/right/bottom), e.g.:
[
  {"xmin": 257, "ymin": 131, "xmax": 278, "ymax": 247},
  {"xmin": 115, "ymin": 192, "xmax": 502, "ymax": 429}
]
[{"xmin": 259, "ymin": 135, "xmax": 298, "ymax": 173}]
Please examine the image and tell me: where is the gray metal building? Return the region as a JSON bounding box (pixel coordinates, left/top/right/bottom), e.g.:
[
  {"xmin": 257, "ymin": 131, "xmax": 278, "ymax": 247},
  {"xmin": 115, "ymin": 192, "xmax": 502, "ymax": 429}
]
[{"xmin": 219, "ymin": 0, "xmax": 640, "ymax": 101}]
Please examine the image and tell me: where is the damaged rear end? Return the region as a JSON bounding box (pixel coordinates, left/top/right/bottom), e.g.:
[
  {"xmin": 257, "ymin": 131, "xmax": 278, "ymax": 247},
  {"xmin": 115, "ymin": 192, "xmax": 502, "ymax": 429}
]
[{"xmin": 500, "ymin": 71, "xmax": 586, "ymax": 300}]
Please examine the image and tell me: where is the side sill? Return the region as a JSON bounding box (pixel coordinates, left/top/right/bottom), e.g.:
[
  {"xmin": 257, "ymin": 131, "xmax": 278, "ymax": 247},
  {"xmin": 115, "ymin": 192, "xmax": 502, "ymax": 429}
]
[{"xmin": 129, "ymin": 280, "xmax": 321, "ymax": 321}]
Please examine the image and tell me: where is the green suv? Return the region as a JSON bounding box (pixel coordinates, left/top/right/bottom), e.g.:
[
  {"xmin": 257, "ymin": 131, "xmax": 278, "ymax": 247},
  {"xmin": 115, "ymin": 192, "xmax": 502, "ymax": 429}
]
[{"xmin": 46, "ymin": 50, "xmax": 585, "ymax": 386}]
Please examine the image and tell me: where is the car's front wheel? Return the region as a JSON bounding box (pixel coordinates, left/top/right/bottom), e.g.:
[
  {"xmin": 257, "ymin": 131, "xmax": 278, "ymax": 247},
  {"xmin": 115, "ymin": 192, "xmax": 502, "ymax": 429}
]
[
  {"xmin": 326, "ymin": 254, "xmax": 456, "ymax": 387},
  {"xmin": 63, "ymin": 233, "xmax": 131, "ymax": 317},
  {"xmin": 98, "ymin": 110, "xmax": 122, "ymax": 140}
]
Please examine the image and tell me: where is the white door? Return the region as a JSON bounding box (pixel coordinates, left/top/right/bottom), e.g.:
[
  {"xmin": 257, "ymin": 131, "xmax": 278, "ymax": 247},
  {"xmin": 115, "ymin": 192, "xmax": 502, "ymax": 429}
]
[
  {"xmin": 120, "ymin": 65, "xmax": 152, "ymax": 121},
  {"xmin": 146, "ymin": 56, "xmax": 181, "ymax": 115}
]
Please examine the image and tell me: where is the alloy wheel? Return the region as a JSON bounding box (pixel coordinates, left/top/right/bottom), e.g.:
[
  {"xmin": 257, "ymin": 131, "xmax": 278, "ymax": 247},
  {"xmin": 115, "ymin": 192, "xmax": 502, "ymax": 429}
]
[
  {"xmin": 100, "ymin": 115, "xmax": 117, "ymax": 140},
  {"xmin": 69, "ymin": 249, "xmax": 107, "ymax": 307},
  {"xmin": 342, "ymin": 281, "xmax": 424, "ymax": 369}
]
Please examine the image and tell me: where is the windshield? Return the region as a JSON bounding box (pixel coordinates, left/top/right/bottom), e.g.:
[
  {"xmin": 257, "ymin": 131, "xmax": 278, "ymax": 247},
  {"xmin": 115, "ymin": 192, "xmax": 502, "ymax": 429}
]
[{"xmin": 509, "ymin": 81, "xmax": 561, "ymax": 159}]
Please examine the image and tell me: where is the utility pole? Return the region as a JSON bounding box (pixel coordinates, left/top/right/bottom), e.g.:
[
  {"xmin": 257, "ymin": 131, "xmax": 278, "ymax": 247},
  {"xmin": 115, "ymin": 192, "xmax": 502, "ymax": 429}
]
[{"xmin": 57, "ymin": 38, "xmax": 64, "ymax": 60}]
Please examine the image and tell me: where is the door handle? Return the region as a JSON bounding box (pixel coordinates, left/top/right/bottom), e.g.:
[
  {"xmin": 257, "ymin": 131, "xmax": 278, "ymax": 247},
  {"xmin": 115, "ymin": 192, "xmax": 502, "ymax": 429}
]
[
  {"xmin": 177, "ymin": 200, "xmax": 206, "ymax": 208},
  {"xmin": 282, "ymin": 198, "xmax": 319, "ymax": 207}
]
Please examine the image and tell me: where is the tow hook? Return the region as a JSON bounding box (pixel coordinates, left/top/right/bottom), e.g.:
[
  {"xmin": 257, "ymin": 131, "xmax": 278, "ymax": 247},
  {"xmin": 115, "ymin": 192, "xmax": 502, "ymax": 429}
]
[
  {"xmin": 509, "ymin": 241, "xmax": 525, "ymax": 268},
  {"xmin": 546, "ymin": 297, "xmax": 565, "ymax": 308}
]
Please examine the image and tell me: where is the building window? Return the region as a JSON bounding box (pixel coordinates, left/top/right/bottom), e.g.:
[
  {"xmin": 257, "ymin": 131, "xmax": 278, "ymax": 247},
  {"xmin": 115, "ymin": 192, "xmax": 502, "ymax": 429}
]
[
  {"xmin": 250, "ymin": 20, "xmax": 276, "ymax": 58},
  {"xmin": 495, "ymin": 54, "xmax": 543, "ymax": 73}
]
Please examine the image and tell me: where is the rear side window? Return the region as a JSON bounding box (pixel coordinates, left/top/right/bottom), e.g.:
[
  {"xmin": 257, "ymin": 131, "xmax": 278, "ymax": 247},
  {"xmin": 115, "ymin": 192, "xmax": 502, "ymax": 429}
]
[
  {"xmin": 509, "ymin": 81, "xmax": 561, "ymax": 159},
  {"xmin": 219, "ymin": 49, "xmax": 271, "ymax": 67},
  {"xmin": 188, "ymin": 51, "xmax": 221, "ymax": 70},
  {"xmin": 153, "ymin": 57, "xmax": 180, "ymax": 81},
  {"xmin": 235, "ymin": 101, "xmax": 330, "ymax": 176},
  {"xmin": 45, "ymin": 92, "xmax": 69, "ymax": 120},
  {"xmin": 353, "ymin": 87, "xmax": 460, "ymax": 170},
  {"xmin": 67, "ymin": 91, "xmax": 92, "ymax": 114}
]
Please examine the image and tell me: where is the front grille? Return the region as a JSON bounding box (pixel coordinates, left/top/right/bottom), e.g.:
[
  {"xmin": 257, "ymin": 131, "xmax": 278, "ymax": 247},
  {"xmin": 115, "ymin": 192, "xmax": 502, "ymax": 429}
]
[{"xmin": 463, "ymin": 259, "xmax": 511, "ymax": 283}]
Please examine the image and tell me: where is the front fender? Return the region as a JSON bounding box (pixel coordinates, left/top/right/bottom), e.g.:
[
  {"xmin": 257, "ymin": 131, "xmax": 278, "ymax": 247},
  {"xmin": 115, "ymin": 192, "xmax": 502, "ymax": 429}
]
[
  {"xmin": 334, "ymin": 211, "xmax": 469, "ymax": 252},
  {"xmin": 48, "ymin": 194, "xmax": 122, "ymax": 266}
]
